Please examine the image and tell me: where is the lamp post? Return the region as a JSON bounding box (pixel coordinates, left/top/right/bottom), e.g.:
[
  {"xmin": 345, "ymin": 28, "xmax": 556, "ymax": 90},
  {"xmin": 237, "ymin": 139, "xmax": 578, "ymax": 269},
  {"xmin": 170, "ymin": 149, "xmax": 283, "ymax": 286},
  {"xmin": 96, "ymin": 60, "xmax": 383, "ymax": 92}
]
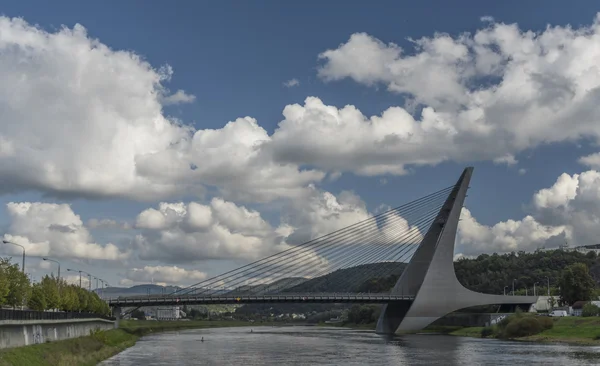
[
  {"xmin": 546, "ymin": 276, "xmax": 550, "ymax": 296},
  {"xmin": 67, "ymin": 268, "xmax": 83, "ymax": 288},
  {"xmin": 512, "ymin": 279, "xmax": 517, "ymax": 296},
  {"xmin": 504, "ymin": 286, "xmax": 508, "ymax": 296},
  {"xmin": 42, "ymin": 257, "xmax": 60, "ymax": 283},
  {"xmin": 534, "ymin": 282, "xmax": 539, "ymax": 297},
  {"xmin": 2, "ymin": 240, "xmax": 25, "ymax": 273}
]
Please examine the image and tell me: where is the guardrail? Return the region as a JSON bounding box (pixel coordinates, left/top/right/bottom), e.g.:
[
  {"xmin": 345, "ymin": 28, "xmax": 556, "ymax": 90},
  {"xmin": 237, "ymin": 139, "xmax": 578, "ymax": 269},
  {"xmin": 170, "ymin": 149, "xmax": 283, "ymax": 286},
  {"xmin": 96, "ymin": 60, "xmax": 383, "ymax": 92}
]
[{"xmin": 0, "ymin": 309, "xmax": 115, "ymax": 322}]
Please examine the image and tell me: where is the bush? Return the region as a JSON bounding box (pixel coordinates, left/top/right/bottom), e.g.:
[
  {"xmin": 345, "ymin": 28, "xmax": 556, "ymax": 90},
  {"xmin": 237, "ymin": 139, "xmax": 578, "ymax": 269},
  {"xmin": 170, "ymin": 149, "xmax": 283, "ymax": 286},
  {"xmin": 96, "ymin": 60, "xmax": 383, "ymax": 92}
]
[
  {"xmin": 480, "ymin": 327, "xmax": 494, "ymax": 338},
  {"xmin": 499, "ymin": 316, "xmax": 553, "ymax": 339},
  {"xmin": 582, "ymin": 303, "xmax": 600, "ymax": 317}
]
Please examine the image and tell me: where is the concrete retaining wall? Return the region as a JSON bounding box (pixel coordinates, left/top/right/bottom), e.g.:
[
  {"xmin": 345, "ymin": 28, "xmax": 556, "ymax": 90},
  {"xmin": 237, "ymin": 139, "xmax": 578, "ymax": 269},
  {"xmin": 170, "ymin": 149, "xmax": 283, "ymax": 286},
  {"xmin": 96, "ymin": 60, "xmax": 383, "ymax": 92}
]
[{"xmin": 0, "ymin": 318, "xmax": 115, "ymax": 349}]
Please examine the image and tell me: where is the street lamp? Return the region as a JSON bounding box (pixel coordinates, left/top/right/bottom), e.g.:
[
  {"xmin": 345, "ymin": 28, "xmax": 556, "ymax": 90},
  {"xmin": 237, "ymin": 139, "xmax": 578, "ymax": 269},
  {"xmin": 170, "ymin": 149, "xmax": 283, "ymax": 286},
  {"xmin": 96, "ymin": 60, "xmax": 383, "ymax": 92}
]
[
  {"xmin": 2, "ymin": 240, "xmax": 25, "ymax": 273},
  {"xmin": 534, "ymin": 282, "xmax": 539, "ymax": 297},
  {"xmin": 512, "ymin": 279, "xmax": 517, "ymax": 296},
  {"xmin": 80, "ymin": 271, "xmax": 92, "ymax": 291},
  {"xmin": 67, "ymin": 269, "xmax": 83, "ymax": 288},
  {"xmin": 545, "ymin": 276, "xmax": 550, "ymax": 296},
  {"xmin": 42, "ymin": 257, "xmax": 60, "ymax": 282}
]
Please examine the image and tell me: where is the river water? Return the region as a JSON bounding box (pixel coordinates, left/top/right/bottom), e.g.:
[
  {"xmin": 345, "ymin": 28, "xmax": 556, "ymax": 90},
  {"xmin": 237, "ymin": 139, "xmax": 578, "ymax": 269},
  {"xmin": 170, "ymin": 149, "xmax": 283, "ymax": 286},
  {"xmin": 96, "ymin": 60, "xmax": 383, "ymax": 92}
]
[{"xmin": 99, "ymin": 326, "xmax": 600, "ymax": 365}]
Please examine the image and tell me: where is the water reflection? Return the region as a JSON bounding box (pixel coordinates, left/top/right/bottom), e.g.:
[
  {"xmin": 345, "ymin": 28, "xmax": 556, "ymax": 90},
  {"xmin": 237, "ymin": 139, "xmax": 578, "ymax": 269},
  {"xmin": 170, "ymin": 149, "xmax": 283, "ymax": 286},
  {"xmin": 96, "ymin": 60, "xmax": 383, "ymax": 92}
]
[{"xmin": 100, "ymin": 326, "xmax": 600, "ymax": 366}]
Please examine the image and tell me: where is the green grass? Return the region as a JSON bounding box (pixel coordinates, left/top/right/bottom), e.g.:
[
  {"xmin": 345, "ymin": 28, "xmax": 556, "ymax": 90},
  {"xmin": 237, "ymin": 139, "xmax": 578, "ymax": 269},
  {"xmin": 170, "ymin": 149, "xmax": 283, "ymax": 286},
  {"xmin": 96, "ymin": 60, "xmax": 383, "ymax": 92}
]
[
  {"xmin": 522, "ymin": 317, "xmax": 600, "ymax": 344},
  {"xmin": 449, "ymin": 327, "xmax": 485, "ymax": 337},
  {"xmin": 445, "ymin": 317, "xmax": 600, "ymax": 345},
  {"xmin": 0, "ymin": 329, "xmax": 137, "ymax": 366}
]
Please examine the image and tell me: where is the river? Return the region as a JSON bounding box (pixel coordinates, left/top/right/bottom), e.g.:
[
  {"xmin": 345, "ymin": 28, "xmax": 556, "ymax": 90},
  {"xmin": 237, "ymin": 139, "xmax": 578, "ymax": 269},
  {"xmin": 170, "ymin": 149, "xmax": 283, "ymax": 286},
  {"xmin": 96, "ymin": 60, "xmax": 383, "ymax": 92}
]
[{"xmin": 99, "ymin": 326, "xmax": 600, "ymax": 365}]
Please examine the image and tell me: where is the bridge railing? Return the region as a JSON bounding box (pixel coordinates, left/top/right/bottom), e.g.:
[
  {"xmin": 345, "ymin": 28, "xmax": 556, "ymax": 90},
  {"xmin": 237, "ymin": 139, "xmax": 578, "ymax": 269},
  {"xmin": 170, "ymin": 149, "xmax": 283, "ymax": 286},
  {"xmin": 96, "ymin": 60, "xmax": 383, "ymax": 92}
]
[
  {"xmin": 0, "ymin": 308, "xmax": 115, "ymax": 322},
  {"xmin": 107, "ymin": 292, "xmax": 415, "ymax": 305}
]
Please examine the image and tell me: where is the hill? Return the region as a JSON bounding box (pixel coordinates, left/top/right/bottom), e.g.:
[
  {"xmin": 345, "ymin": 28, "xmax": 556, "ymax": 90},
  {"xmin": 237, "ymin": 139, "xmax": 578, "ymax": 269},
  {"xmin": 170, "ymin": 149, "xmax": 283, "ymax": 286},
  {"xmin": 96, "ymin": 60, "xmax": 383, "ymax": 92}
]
[{"xmin": 454, "ymin": 249, "xmax": 600, "ymax": 295}]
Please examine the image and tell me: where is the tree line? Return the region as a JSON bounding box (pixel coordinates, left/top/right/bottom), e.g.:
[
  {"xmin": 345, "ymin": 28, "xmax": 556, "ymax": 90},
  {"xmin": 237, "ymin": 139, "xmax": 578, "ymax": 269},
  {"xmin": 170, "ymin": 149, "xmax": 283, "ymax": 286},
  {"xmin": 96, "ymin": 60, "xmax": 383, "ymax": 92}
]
[{"xmin": 0, "ymin": 258, "xmax": 109, "ymax": 315}]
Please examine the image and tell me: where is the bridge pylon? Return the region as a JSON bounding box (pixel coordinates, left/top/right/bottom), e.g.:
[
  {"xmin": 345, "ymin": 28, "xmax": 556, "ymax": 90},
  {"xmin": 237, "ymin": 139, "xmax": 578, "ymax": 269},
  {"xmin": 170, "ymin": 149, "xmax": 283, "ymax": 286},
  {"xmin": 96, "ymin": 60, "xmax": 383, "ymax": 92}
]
[{"xmin": 376, "ymin": 167, "xmax": 538, "ymax": 334}]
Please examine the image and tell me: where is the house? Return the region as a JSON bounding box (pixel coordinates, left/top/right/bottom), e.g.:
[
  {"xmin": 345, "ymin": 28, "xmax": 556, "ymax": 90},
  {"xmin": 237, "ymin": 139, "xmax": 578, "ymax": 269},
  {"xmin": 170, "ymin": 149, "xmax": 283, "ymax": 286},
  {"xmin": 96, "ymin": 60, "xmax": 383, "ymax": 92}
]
[{"xmin": 572, "ymin": 301, "xmax": 588, "ymax": 316}]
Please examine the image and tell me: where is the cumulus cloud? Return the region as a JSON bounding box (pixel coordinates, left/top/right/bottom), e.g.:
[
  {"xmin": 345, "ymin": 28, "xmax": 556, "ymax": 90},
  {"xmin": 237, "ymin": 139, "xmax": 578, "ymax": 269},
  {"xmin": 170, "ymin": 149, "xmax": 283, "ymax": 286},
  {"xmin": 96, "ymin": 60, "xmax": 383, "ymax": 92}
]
[
  {"xmin": 134, "ymin": 198, "xmax": 292, "ymax": 263},
  {"xmin": 0, "ymin": 16, "xmax": 323, "ymax": 203},
  {"xmin": 480, "ymin": 16, "xmax": 495, "ymax": 23},
  {"xmin": 458, "ymin": 169, "xmax": 600, "ymax": 255},
  {"xmin": 283, "ymin": 78, "xmax": 300, "ymax": 88},
  {"xmin": 125, "ymin": 265, "xmax": 208, "ymax": 286},
  {"xmin": 1, "ymin": 202, "xmax": 129, "ymax": 260},
  {"xmin": 314, "ymin": 16, "xmax": 600, "ymax": 174},
  {"xmin": 7, "ymin": 14, "xmax": 600, "ymax": 203}
]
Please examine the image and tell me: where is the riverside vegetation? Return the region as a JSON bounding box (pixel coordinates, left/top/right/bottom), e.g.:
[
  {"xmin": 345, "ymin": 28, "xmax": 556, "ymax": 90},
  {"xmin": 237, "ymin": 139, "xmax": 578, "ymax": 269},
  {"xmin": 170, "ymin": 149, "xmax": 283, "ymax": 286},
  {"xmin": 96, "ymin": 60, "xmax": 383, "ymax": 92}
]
[{"xmin": 0, "ymin": 257, "xmax": 109, "ymax": 315}]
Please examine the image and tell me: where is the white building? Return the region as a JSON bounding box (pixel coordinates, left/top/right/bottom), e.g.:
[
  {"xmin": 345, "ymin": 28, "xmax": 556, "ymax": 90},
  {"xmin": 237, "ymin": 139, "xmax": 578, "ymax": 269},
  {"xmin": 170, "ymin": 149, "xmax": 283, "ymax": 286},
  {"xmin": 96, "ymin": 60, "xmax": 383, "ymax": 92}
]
[{"xmin": 156, "ymin": 306, "xmax": 182, "ymax": 321}]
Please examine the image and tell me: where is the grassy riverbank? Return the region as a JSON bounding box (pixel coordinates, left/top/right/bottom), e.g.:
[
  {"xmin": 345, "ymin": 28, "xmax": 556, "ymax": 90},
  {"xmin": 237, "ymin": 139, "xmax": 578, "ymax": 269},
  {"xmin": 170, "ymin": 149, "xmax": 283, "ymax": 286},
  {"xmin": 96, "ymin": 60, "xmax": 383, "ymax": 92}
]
[
  {"xmin": 447, "ymin": 317, "xmax": 600, "ymax": 345},
  {"xmin": 0, "ymin": 329, "xmax": 136, "ymax": 366},
  {"xmin": 0, "ymin": 319, "xmax": 262, "ymax": 366}
]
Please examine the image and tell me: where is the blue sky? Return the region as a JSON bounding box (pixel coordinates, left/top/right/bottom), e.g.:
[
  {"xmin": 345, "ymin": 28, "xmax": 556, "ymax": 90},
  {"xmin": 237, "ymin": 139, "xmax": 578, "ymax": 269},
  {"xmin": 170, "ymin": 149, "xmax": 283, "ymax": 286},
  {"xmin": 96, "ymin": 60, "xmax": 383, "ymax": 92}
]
[{"xmin": 1, "ymin": 0, "xmax": 600, "ymax": 287}]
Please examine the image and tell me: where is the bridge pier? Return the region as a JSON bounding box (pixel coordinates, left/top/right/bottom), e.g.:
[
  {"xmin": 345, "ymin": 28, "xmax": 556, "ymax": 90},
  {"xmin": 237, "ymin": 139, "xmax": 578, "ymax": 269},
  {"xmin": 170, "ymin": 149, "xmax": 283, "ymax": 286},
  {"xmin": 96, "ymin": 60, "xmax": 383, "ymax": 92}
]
[
  {"xmin": 113, "ymin": 307, "xmax": 121, "ymax": 329},
  {"xmin": 376, "ymin": 167, "xmax": 538, "ymax": 334}
]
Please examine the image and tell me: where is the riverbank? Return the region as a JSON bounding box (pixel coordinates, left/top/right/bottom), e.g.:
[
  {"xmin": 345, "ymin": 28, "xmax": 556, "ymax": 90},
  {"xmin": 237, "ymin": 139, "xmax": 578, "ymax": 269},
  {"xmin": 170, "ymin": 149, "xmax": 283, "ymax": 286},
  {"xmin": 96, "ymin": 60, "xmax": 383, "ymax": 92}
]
[
  {"xmin": 0, "ymin": 320, "xmax": 262, "ymax": 366},
  {"xmin": 447, "ymin": 317, "xmax": 600, "ymax": 345},
  {"xmin": 321, "ymin": 317, "xmax": 600, "ymax": 345}
]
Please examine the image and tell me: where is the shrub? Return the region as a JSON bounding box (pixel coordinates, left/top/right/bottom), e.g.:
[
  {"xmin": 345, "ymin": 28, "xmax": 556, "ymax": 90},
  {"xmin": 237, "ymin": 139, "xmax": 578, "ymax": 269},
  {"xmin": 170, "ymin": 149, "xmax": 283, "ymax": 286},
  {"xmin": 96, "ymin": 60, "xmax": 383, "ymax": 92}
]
[
  {"xmin": 480, "ymin": 327, "xmax": 494, "ymax": 338},
  {"xmin": 499, "ymin": 316, "xmax": 552, "ymax": 339},
  {"xmin": 582, "ymin": 303, "xmax": 600, "ymax": 317},
  {"xmin": 537, "ymin": 316, "xmax": 554, "ymax": 331}
]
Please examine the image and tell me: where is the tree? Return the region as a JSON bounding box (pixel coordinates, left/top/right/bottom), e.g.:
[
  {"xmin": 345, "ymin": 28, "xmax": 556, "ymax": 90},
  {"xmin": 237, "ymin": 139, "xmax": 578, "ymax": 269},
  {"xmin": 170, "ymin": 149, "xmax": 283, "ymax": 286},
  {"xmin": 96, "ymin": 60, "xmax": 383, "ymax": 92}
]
[
  {"xmin": 559, "ymin": 263, "xmax": 596, "ymax": 305},
  {"xmin": 132, "ymin": 309, "xmax": 146, "ymax": 320},
  {"xmin": 60, "ymin": 285, "xmax": 79, "ymax": 311},
  {"xmin": 0, "ymin": 260, "xmax": 11, "ymax": 305},
  {"xmin": 40, "ymin": 275, "xmax": 60, "ymax": 310},
  {"xmin": 0, "ymin": 258, "xmax": 31, "ymax": 308},
  {"xmin": 28, "ymin": 283, "xmax": 47, "ymax": 311}
]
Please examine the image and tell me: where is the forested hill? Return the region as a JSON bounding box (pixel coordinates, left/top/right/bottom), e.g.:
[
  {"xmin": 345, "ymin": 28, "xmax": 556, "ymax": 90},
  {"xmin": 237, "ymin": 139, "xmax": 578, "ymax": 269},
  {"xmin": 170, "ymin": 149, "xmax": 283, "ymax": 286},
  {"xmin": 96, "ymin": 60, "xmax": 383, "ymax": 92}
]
[
  {"xmin": 454, "ymin": 249, "xmax": 600, "ymax": 295},
  {"xmin": 285, "ymin": 262, "xmax": 406, "ymax": 293},
  {"xmin": 284, "ymin": 249, "xmax": 600, "ymax": 295}
]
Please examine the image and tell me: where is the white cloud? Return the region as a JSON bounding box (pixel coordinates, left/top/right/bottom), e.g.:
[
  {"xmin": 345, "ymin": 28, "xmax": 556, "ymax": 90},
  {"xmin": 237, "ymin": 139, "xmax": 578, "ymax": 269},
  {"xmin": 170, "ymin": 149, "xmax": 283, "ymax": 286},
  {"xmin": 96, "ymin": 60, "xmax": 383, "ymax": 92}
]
[
  {"xmin": 518, "ymin": 168, "xmax": 527, "ymax": 175},
  {"xmin": 161, "ymin": 89, "xmax": 196, "ymax": 105},
  {"xmin": 0, "ymin": 17, "xmax": 323, "ymax": 203},
  {"xmin": 63, "ymin": 274, "xmax": 91, "ymax": 288},
  {"xmin": 313, "ymin": 16, "xmax": 600, "ymax": 174},
  {"xmin": 458, "ymin": 169, "xmax": 600, "ymax": 255},
  {"xmin": 1, "ymin": 202, "xmax": 129, "ymax": 261},
  {"xmin": 283, "ymin": 78, "xmax": 300, "ymax": 88},
  {"xmin": 134, "ymin": 198, "xmax": 291, "ymax": 262},
  {"xmin": 458, "ymin": 208, "xmax": 568, "ymax": 255},
  {"xmin": 579, "ymin": 152, "xmax": 600, "ymax": 169},
  {"xmin": 493, "ymin": 154, "xmax": 518, "ymax": 166},
  {"xmin": 480, "ymin": 16, "xmax": 495, "ymax": 23},
  {"xmin": 125, "ymin": 265, "xmax": 208, "ymax": 286},
  {"xmin": 7, "ymin": 14, "xmax": 600, "ymax": 204}
]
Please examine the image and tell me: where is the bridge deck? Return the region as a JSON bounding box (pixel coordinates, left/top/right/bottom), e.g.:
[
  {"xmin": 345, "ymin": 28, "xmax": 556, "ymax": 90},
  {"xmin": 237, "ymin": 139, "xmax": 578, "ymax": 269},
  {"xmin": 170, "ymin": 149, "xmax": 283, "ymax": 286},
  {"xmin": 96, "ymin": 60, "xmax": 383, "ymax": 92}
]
[{"xmin": 108, "ymin": 293, "xmax": 415, "ymax": 307}]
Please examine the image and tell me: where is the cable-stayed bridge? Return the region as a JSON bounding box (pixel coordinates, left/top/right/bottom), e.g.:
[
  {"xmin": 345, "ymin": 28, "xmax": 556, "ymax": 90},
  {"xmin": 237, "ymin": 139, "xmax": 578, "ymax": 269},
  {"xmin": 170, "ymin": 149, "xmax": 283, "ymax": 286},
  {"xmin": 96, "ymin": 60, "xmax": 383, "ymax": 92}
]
[{"xmin": 108, "ymin": 167, "xmax": 538, "ymax": 334}]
